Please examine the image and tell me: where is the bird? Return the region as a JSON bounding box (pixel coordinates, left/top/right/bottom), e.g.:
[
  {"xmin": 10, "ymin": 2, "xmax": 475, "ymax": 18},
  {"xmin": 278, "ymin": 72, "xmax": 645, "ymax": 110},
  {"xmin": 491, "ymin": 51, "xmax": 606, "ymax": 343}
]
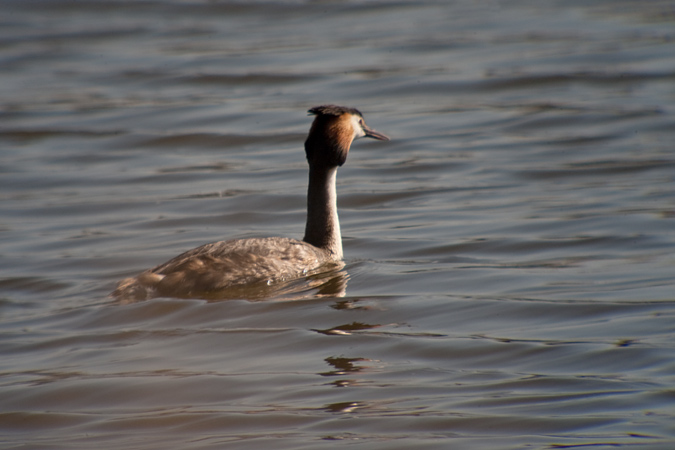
[{"xmin": 112, "ymin": 105, "xmax": 389, "ymax": 301}]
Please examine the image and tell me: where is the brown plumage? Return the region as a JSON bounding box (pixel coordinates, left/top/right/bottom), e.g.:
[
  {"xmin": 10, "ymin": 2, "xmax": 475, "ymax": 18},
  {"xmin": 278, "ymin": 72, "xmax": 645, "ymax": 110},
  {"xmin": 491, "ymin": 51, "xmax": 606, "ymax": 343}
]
[{"xmin": 112, "ymin": 105, "xmax": 389, "ymax": 301}]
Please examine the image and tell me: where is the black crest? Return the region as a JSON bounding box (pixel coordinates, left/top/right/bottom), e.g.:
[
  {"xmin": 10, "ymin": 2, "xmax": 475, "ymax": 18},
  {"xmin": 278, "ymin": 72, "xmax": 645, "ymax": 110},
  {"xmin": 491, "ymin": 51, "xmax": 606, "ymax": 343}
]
[{"xmin": 308, "ymin": 105, "xmax": 362, "ymax": 118}]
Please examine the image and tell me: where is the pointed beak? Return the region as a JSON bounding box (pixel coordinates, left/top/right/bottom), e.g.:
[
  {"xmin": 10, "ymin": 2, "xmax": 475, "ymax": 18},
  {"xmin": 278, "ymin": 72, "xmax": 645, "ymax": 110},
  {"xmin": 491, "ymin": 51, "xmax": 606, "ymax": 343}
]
[{"xmin": 363, "ymin": 125, "xmax": 390, "ymax": 141}]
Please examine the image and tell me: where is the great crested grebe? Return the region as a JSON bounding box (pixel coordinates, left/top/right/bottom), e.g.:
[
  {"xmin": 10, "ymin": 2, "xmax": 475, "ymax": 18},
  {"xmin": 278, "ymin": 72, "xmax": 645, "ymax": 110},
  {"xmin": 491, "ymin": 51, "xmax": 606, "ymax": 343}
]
[{"xmin": 112, "ymin": 105, "xmax": 389, "ymax": 301}]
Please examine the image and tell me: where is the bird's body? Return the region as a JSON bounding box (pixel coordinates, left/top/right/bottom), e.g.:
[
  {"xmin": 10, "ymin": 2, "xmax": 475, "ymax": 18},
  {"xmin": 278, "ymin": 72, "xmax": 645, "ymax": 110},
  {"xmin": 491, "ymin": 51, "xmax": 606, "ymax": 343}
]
[{"xmin": 112, "ymin": 105, "xmax": 388, "ymax": 301}]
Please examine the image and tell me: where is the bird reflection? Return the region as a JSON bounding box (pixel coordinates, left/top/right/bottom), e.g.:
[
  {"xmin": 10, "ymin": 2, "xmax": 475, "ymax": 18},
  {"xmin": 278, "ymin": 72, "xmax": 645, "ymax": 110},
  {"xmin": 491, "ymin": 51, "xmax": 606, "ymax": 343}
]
[
  {"xmin": 320, "ymin": 356, "xmax": 370, "ymax": 376},
  {"xmin": 323, "ymin": 401, "xmax": 366, "ymax": 414},
  {"xmin": 312, "ymin": 321, "xmax": 382, "ymax": 336},
  {"xmin": 115, "ymin": 265, "xmax": 349, "ymax": 303}
]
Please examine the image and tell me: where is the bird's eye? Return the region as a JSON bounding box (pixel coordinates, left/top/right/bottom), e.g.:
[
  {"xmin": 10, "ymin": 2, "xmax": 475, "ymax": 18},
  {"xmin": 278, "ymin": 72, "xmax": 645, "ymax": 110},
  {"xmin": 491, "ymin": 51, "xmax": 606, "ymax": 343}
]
[{"xmin": 359, "ymin": 119, "xmax": 364, "ymax": 126}]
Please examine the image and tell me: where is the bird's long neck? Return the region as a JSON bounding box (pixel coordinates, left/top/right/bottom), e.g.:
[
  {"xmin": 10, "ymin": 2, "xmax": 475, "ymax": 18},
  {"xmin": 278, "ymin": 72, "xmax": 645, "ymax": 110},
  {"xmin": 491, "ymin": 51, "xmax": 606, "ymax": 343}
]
[{"xmin": 303, "ymin": 164, "xmax": 342, "ymax": 259}]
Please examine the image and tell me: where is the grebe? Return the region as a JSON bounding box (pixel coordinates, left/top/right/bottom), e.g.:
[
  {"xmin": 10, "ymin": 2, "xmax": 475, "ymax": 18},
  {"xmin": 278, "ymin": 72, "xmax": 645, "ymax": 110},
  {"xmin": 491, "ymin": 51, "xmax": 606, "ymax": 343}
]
[{"xmin": 112, "ymin": 105, "xmax": 389, "ymax": 301}]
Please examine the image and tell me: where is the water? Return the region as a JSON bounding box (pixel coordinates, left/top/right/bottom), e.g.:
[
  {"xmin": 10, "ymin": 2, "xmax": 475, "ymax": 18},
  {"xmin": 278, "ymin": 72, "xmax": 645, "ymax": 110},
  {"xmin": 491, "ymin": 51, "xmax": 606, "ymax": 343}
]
[{"xmin": 1, "ymin": 0, "xmax": 674, "ymax": 449}]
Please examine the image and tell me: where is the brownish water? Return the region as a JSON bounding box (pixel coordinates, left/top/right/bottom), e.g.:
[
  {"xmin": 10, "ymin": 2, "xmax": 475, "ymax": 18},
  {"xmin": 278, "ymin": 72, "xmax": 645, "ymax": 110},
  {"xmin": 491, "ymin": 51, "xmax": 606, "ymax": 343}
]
[{"xmin": 1, "ymin": 1, "xmax": 674, "ymax": 449}]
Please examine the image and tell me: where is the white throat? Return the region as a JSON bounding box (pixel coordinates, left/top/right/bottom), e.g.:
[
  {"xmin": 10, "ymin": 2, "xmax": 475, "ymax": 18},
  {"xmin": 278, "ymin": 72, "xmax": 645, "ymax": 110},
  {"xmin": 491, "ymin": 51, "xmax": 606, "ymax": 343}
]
[{"xmin": 325, "ymin": 166, "xmax": 342, "ymax": 259}]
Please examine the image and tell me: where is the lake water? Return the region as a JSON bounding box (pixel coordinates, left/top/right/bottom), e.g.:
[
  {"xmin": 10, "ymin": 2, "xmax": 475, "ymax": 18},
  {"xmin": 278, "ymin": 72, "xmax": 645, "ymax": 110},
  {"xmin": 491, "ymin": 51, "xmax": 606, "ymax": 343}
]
[{"xmin": 1, "ymin": 1, "xmax": 674, "ymax": 449}]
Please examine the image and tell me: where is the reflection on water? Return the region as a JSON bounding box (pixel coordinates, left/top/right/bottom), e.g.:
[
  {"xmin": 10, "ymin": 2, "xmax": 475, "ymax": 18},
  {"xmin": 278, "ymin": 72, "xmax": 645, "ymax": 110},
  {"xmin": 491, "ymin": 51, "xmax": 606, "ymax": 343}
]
[
  {"xmin": 114, "ymin": 262, "xmax": 349, "ymax": 304},
  {"xmin": 312, "ymin": 320, "xmax": 382, "ymax": 336},
  {"xmin": 321, "ymin": 356, "xmax": 371, "ymax": 377},
  {"xmin": 1, "ymin": 0, "xmax": 675, "ymax": 449},
  {"xmin": 207, "ymin": 264, "xmax": 350, "ymax": 302}
]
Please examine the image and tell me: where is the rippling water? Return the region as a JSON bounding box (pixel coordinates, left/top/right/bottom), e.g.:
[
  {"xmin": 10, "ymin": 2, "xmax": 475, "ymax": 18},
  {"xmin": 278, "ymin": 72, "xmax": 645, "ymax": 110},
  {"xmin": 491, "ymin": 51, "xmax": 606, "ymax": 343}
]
[{"xmin": 2, "ymin": 1, "xmax": 675, "ymax": 449}]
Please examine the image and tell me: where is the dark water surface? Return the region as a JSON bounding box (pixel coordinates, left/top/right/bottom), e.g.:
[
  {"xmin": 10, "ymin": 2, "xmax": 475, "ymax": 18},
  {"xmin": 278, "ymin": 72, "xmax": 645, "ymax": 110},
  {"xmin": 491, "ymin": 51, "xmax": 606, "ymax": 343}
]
[{"xmin": 1, "ymin": 1, "xmax": 675, "ymax": 449}]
